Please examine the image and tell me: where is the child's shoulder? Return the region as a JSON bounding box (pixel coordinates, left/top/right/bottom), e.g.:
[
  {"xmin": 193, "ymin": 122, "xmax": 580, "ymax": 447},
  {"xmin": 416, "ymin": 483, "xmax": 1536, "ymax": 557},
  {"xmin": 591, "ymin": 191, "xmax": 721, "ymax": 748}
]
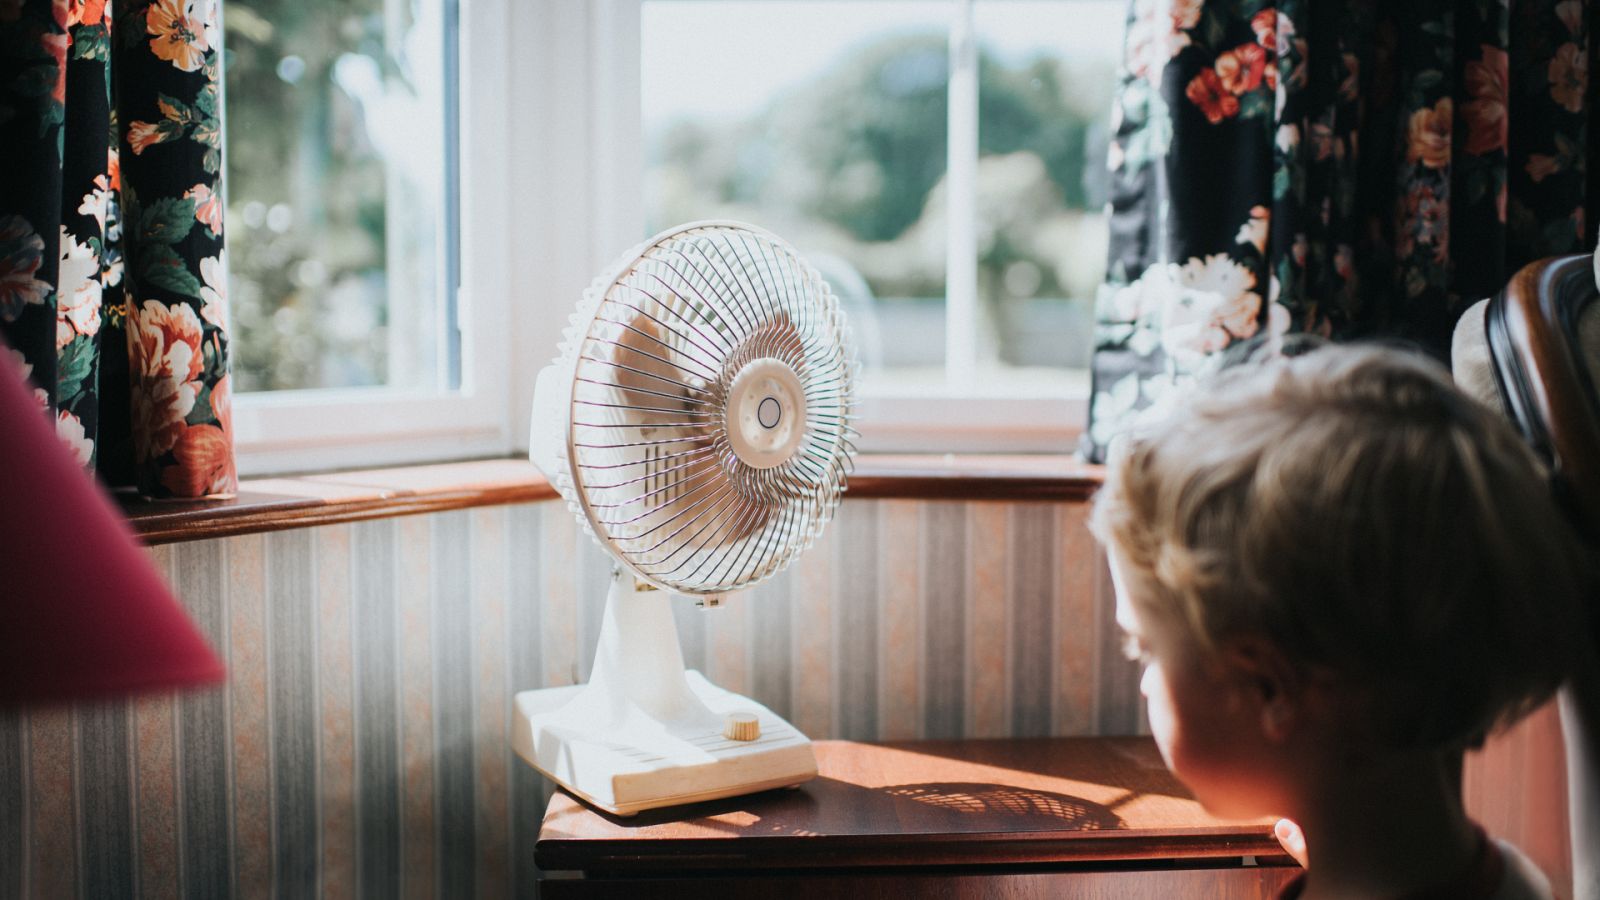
[{"xmin": 1271, "ymin": 831, "xmax": 1555, "ymax": 900}]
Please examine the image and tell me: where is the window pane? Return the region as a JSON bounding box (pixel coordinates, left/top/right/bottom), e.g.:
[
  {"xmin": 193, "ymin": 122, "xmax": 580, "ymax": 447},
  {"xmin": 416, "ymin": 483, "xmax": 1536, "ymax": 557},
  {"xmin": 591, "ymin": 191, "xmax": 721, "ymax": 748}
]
[
  {"xmin": 642, "ymin": 0, "xmax": 951, "ymax": 388},
  {"xmin": 223, "ymin": 0, "xmax": 456, "ymax": 392},
  {"xmin": 974, "ymin": 0, "xmax": 1118, "ymax": 392}
]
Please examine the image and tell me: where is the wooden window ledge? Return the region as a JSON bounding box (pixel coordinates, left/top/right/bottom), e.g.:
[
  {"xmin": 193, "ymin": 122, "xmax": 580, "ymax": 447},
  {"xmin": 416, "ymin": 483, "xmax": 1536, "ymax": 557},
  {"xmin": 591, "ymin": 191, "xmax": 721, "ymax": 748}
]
[{"xmin": 121, "ymin": 455, "xmax": 1105, "ymax": 545}]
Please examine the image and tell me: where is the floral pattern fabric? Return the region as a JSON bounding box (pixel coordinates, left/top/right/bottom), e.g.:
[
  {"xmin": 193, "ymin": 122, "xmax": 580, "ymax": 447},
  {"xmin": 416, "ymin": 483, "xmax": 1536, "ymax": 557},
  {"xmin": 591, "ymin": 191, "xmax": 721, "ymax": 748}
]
[
  {"xmin": 0, "ymin": 0, "xmax": 235, "ymax": 497},
  {"xmin": 1084, "ymin": 0, "xmax": 1598, "ymax": 461}
]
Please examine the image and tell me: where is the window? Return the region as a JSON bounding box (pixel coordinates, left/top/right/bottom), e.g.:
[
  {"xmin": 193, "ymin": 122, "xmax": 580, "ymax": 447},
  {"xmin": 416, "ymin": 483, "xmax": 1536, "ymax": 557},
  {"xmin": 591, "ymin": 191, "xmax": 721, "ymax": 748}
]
[
  {"xmin": 637, "ymin": 0, "xmax": 1120, "ymax": 450},
  {"xmin": 221, "ymin": 0, "xmax": 1119, "ymax": 473},
  {"xmin": 222, "ymin": 0, "xmax": 512, "ymax": 474}
]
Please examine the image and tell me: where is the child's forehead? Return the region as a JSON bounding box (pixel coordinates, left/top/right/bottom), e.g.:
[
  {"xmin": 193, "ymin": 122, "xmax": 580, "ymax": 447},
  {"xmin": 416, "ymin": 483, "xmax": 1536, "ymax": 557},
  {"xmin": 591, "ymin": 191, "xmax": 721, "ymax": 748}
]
[
  {"xmin": 1105, "ymin": 546, "xmax": 1142, "ymax": 633},
  {"xmin": 1115, "ymin": 596, "xmax": 1139, "ymax": 637}
]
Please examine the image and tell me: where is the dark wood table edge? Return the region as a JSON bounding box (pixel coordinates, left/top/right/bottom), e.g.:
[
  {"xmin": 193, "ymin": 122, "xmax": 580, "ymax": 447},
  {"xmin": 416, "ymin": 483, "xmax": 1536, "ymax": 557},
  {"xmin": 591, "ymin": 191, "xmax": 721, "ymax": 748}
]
[{"xmin": 534, "ymin": 828, "xmax": 1294, "ymax": 874}]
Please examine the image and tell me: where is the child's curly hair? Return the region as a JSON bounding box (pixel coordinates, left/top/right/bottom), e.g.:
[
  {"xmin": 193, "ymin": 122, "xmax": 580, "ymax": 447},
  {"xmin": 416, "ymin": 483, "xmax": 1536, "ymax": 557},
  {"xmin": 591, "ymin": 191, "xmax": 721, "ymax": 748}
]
[{"xmin": 1091, "ymin": 343, "xmax": 1591, "ymax": 750}]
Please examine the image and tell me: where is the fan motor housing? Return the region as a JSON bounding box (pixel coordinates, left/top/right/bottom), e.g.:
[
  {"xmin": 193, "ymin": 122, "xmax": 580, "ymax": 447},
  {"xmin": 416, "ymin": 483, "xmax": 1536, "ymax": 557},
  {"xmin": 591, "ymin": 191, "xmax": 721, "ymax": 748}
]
[{"xmin": 725, "ymin": 358, "xmax": 806, "ymax": 469}]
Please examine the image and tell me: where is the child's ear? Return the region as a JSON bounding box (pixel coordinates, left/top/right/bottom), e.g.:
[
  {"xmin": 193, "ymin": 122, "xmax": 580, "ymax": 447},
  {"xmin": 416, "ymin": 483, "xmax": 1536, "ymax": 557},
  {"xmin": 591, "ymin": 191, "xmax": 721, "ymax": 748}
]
[{"xmin": 1220, "ymin": 636, "xmax": 1302, "ymax": 743}]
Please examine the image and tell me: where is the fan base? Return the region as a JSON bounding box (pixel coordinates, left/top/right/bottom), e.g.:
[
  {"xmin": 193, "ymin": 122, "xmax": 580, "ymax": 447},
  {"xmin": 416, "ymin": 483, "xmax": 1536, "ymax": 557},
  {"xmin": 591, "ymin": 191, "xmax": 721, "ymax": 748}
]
[{"xmin": 512, "ymin": 670, "xmax": 817, "ymax": 817}]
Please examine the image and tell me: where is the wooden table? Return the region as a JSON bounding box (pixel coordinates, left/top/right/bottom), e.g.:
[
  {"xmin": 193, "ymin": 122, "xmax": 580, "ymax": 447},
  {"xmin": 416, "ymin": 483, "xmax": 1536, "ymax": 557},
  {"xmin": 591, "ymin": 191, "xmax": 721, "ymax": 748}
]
[{"xmin": 536, "ymin": 737, "xmax": 1299, "ymax": 898}]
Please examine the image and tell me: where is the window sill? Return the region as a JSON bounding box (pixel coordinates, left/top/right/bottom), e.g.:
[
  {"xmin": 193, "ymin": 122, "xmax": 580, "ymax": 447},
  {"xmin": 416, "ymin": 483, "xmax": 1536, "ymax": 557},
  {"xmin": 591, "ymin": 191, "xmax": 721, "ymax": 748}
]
[{"xmin": 122, "ymin": 455, "xmax": 1105, "ymax": 545}]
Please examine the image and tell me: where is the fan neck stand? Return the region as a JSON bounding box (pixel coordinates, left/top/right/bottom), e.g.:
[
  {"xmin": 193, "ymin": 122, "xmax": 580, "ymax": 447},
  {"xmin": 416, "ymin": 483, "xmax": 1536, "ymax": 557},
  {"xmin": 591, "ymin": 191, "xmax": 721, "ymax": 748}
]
[
  {"xmin": 511, "ymin": 567, "xmax": 818, "ymax": 816},
  {"xmin": 586, "ymin": 569, "xmax": 719, "ymax": 730}
]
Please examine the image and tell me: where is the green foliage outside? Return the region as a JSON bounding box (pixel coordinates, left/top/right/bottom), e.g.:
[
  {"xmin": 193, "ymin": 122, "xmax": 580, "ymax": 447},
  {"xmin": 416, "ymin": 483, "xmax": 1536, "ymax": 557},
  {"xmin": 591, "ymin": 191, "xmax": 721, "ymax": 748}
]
[
  {"xmin": 647, "ymin": 33, "xmax": 1115, "ymax": 368},
  {"xmin": 222, "ymin": 0, "xmax": 401, "ymax": 392},
  {"xmin": 220, "ymin": 17, "xmax": 1115, "ymax": 388}
]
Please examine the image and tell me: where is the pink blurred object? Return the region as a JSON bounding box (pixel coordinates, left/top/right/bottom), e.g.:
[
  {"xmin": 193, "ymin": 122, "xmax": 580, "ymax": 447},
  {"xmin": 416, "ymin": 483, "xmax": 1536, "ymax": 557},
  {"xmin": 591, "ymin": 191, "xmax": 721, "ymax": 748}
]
[{"xmin": 0, "ymin": 358, "xmax": 225, "ymax": 706}]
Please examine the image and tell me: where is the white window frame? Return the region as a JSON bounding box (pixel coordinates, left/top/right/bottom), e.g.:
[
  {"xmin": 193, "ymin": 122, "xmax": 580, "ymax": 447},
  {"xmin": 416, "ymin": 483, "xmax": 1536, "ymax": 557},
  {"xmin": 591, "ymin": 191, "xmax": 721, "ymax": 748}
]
[
  {"xmin": 235, "ymin": 0, "xmax": 1094, "ymax": 476},
  {"xmin": 231, "ymin": 0, "xmax": 518, "ymax": 476}
]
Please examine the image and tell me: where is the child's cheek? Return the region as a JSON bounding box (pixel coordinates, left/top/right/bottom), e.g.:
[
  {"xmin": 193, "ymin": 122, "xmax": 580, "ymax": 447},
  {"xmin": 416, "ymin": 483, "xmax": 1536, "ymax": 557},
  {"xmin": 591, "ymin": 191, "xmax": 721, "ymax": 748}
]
[{"xmin": 1140, "ymin": 664, "xmax": 1178, "ymax": 766}]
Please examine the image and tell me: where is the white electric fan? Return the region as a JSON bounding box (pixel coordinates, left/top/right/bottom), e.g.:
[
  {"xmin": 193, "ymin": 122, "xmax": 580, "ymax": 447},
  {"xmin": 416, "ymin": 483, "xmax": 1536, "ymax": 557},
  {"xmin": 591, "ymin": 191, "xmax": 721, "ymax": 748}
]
[{"xmin": 514, "ymin": 221, "xmax": 858, "ymax": 816}]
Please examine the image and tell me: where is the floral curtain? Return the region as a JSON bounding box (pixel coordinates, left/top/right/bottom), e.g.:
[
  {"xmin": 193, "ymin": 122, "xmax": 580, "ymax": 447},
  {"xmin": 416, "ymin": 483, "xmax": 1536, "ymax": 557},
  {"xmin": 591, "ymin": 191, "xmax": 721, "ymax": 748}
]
[
  {"xmin": 0, "ymin": 0, "xmax": 235, "ymax": 497},
  {"xmin": 1083, "ymin": 0, "xmax": 1598, "ymax": 460}
]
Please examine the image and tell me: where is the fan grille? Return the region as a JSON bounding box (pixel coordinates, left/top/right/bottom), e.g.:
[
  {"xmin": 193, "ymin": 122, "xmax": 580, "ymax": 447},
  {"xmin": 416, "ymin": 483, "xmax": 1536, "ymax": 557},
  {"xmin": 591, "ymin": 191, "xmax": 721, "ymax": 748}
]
[{"xmin": 565, "ymin": 223, "xmax": 857, "ymax": 594}]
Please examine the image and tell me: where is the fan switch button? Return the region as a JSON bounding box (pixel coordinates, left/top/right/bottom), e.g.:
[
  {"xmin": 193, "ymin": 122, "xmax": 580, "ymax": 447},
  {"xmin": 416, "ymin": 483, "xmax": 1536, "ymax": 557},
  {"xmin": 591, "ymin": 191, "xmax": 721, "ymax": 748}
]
[{"xmin": 723, "ymin": 711, "xmax": 761, "ymax": 742}]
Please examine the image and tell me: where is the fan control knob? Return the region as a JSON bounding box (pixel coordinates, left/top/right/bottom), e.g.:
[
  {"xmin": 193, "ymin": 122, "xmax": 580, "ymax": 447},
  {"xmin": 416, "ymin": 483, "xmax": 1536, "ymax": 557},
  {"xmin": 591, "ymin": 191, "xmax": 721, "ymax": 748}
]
[{"xmin": 723, "ymin": 711, "xmax": 761, "ymax": 742}]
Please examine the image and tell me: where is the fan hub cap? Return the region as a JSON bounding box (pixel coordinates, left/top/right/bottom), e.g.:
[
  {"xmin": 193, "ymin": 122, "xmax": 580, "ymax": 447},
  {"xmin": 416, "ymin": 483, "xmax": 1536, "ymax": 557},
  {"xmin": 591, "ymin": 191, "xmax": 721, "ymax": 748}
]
[{"xmin": 726, "ymin": 358, "xmax": 806, "ymax": 469}]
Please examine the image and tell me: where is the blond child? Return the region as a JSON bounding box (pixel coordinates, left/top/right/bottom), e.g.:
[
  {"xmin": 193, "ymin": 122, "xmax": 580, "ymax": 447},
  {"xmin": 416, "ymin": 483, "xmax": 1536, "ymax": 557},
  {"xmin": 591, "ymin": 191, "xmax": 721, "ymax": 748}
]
[{"xmin": 1090, "ymin": 344, "xmax": 1592, "ymax": 899}]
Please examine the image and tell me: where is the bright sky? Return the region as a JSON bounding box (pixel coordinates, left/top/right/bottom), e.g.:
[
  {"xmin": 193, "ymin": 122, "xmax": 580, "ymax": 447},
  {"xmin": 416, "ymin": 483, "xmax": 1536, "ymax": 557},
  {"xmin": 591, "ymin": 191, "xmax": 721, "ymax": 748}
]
[{"xmin": 641, "ymin": 0, "xmax": 1126, "ymax": 129}]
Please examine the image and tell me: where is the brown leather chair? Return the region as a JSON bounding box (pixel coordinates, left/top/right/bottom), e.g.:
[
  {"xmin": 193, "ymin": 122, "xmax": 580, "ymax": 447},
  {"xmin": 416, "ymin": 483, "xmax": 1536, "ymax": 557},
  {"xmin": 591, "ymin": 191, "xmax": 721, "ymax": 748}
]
[
  {"xmin": 1456, "ymin": 254, "xmax": 1600, "ymax": 900},
  {"xmin": 1486, "ymin": 255, "xmax": 1600, "ymax": 548}
]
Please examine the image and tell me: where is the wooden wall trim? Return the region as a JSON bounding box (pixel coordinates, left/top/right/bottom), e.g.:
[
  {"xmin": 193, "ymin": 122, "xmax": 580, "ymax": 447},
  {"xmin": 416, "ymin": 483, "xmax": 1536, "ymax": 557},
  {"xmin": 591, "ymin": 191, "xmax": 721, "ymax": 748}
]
[
  {"xmin": 124, "ymin": 455, "xmax": 1105, "ymax": 545},
  {"xmin": 848, "ymin": 454, "xmax": 1103, "ymax": 502},
  {"xmin": 122, "ymin": 459, "xmax": 559, "ymax": 545}
]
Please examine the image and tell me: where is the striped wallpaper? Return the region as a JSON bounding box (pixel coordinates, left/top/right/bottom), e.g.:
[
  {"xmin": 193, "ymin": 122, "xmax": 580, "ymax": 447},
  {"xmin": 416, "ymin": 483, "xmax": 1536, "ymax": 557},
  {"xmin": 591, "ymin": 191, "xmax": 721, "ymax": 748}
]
[{"xmin": 0, "ymin": 497, "xmax": 1145, "ymax": 899}]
